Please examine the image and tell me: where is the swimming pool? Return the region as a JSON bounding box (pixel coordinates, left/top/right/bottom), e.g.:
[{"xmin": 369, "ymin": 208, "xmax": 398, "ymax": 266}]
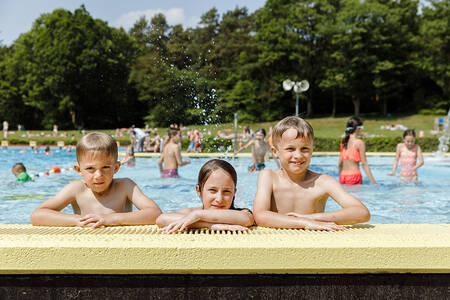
[{"xmin": 0, "ymin": 147, "xmax": 449, "ymax": 224}]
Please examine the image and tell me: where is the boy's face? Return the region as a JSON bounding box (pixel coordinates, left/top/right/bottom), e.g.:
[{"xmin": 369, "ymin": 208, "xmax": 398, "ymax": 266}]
[
  {"xmin": 255, "ymin": 132, "xmax": 264, "ymax": 141},
  {"xmin": 272, "ymin": 128, "xmax": 313, "ymax": 175},
  {"xmin": 74, "ymin": 151, "xmax": 120, "ymax": 194}
]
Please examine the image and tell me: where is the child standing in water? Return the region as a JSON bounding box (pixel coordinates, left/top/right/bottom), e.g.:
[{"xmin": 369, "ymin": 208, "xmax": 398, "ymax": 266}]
[
  {"xmin": 234, "ymin": 128, "xmax": 272, "ymax": 172},
  {"xmin": 388, "ymin": 129, "xmax": 423, "ymax": 181},
  {"xmin": 157, "ymin": 159, "xmax": 254, "ymax": 233},
  {"xmin": 31, "ymin": 132, "xmax": 161, "ymax": 227},
  {"xmin": 120, "ymin": 145, "xmax": 136, "ymax": 167},
  {"xmin": 339, "ymin": 117, "xmax": 377, "ymax": 185},
  {"xmin": 158, "ymin": 127, "xmax": 190, "ymax": 178}
]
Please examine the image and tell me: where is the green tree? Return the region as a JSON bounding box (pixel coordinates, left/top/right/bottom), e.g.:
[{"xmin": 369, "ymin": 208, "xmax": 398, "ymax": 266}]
[
  {"xmin": 6, "ymin": 6, "xmax": 139, "ymax": 129},
  {"xmin": 419, "ymin": 0, "xmax": 450, "ymax": 107},
  {"xmin": 256, "ymin": 0, "xmax": 341, "ymax": 117}
]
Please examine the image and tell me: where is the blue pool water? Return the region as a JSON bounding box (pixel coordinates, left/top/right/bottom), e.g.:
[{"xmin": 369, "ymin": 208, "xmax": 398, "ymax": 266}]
[{"xmin": 0, "ymin": 147, "xmax": 449, "ymax": 224}]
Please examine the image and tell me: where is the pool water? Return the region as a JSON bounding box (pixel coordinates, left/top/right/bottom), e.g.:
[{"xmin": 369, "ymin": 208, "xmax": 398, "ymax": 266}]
[{"xmin": 0, "ymin": 147, "xmax": 449, "ymax": 224}]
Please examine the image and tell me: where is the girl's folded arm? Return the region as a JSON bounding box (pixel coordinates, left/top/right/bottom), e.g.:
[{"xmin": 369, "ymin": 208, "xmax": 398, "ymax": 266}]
[
  {"xmin": 156, "ymin": 208, "xmax": 195, "ymax": 227},
  {"xmin": 194, "ymin": 209, "xmax": 254, "ymax": 227}
]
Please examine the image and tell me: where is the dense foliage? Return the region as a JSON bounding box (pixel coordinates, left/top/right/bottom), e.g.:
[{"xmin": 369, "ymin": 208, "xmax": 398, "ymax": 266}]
[{"xmin": 0, "ymin": 0, "xmax": 448, "ymax": 129}]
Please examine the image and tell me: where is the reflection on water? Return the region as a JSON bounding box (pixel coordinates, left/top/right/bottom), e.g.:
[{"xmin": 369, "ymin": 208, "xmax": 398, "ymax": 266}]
[{"xmin": 0, "ymin": 147, "xmax": 449, "ymax": 224}]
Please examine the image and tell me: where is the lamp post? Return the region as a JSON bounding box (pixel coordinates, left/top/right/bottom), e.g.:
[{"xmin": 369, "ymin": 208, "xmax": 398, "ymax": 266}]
[{"xmin": 282, "ymin": 79, "xmax": 310, "ymax": 116}]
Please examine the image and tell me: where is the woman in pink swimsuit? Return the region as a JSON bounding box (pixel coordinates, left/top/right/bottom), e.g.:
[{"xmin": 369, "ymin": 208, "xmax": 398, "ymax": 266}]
[
  {"xmin": 339, "ymin": 117, "xmax": 377, "ymax": 185},
  {"xmin": 388, "ymin": 129, "xmax": 424, "ymax": 182}
]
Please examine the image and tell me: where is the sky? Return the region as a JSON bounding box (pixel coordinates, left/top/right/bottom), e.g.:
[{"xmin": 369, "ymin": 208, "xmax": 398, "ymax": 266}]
[{"xmin": 0, "ymin": 0, "xmax": 267, "ymax": 46}]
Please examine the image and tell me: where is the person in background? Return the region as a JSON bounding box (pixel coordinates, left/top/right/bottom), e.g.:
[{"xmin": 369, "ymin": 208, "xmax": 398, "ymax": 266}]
[
  {"xmin": 158, "ymin": 127, "xmax": 190, "ymax": 178},
  {"xmin": 388, "ymin": 129, "xmax": 424, "ymax": 182},
  {"xmin": 234, "ymin": 128, "xmax": 272, "ymax": 172},
  {"xmin": 52, "ymin": 124, "xmax": 58, "ymax": 137},
  {"xmin": 3, "ymin": 120, "xmax": 8, "ymax": 139},
  {"xmin": 339, "ymin": 117, "xmax": 377, "ymax": 185},
  {"xmin": 132, "ymin": 125, "xmax": 146, "ymax": 153},
  {"xmin": 44, "ymin": 146, "xmax": 53, "ymax": 155},
  {"xmin": 12, "ymin": 163, "xmax": 32, "ymax": 182},
  {"xmin": 120, "ymin": 146, "xmax": 136, "ymax": 167}
]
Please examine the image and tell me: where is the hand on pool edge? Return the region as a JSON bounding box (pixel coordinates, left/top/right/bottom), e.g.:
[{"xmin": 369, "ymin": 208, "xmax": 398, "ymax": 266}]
[{"xmin": 79, "ymin": 214, "xmax": 107, "ymax": 229}]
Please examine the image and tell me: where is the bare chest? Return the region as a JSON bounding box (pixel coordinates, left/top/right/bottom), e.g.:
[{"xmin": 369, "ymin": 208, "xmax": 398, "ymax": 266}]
[
  {"xmin": 271, "ymin": 180, "xmax": 327, "ymax": 214},
  {"xmin": 75, "ymin": 189, "xmax": 130, "ymax": 215}
]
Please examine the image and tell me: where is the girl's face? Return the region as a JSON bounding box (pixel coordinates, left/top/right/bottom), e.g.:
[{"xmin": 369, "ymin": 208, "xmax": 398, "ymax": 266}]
[
  {"xmin": 404, "ymin": 135, "xmax": 415, "ymax": 149},
  {"xmin": 197, "ymin": 169, "xmax": 236, "ymax": 210}
]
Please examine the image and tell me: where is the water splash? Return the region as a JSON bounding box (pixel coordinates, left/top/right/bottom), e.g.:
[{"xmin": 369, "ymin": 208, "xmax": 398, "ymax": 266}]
[{"xmin": 435, "ymin": 110, "xmax": 450, "ymax": 157}]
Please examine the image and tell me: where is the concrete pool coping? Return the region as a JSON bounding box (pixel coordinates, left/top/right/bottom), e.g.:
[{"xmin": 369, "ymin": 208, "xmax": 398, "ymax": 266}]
[{"xmin": 0, "ymin": 224, "xmax": 449, "ymax": 275}]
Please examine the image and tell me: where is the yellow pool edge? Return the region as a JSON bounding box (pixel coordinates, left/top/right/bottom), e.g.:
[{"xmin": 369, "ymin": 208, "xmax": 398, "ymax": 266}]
[{"xmin": 0, "ymin": 224, "xmax": 449, "ymax": 274}]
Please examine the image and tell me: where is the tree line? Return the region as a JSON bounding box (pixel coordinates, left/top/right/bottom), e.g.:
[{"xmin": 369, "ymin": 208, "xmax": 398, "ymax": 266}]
[{"xmin": 0, "ymin": 0, "xmax": 448, "ymax": 129}]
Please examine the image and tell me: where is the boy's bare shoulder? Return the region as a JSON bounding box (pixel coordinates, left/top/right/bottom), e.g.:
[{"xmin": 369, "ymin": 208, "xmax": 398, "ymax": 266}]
[
  {"xmin": 313, "ymin": 172, "xmax": 339, "ymax": 187},
  {"xmin": 113, "ymin": 177, "xmax": 136, "ymax": 187},
  {"xmin": 66, "ymin": 180, "xmax": 87, "ymax": 191},
  {"xmin": 259, "ymin": 168, "xmax": 279, "ymax": 178}
]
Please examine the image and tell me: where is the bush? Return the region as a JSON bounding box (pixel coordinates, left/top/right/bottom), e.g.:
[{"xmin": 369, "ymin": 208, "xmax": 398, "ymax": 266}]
[
  {"xmin": 313, "ymin": 137, "xmax": 440, "ymax": 152},
  {"xmin": 199, "ymin": 137, "xmax": 233, "ymax": 153},
  {"xmin": 418, "ymin": 109, "xmax": 448, "ymax": 115}
]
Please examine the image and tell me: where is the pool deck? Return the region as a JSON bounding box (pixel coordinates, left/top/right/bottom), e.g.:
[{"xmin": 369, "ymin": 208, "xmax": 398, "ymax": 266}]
[{"xmin": 0, "ymin": 224, "xmax": 449, "ymax": 274}]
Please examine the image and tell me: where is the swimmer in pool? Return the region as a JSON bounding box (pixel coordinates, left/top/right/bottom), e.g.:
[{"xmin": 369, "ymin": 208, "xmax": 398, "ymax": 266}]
[
  {"xmin": 158, "ymin": 127, "xmax": 190, "ymax": 178},
  {"xmin": 30, "ymin": 132, "xmax": 161, "ymax": 228},
  {"xmin": 157, "ymin": 159, "xmax": 254, "ymax": 233},
  {"xmin": 388, "ymin": 129, "xmax": 423, "ymax": 182},
  {"xmin": 339, "ymin": 117, "xmax": 377, "ymax": 185},
  {"xmin": 253, "ymin": 116, "xmax": 370, "ymax": 231},
  {"xmin": 12, "ymin": 162, "xmax": 32, "ymax": 182},
  {"xmin": 120, "ymin": 145, "xmax": 136, "ymax": 167},
  {"xmin": 234, "ymin": 128, "xmax": 272, "ymax": 172}
]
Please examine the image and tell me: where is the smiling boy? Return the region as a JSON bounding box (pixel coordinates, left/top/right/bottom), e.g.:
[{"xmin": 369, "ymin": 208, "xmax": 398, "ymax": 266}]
[
  {"xmin": 253, "ymin": 116, "xmax": 370, "ymax": 231},
  {"xmin": 31, "ymin": 132, "xmax": 161, "ymax": 228}
]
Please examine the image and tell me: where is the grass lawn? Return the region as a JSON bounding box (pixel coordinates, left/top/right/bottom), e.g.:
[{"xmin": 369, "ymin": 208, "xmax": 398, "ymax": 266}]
[
  {"xmin": 2, "ymin": 114, "xmax": 446, "ymax": 145},
  {"xmin": 188, "ymin": 114, "xmax": 445, "ymax": 139}
]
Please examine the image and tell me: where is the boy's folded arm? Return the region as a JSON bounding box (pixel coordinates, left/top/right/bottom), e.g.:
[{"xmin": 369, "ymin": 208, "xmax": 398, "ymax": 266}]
[
  {"xmin": 31, "ymin": 208, "xmax": 81, "ymax": 226},
  {"xmin": 125, "ymin": 179, "xmax": 162, "ymax": 224},
  {"xmin": 30, "ymin": 181, "xmax": 81, "ymax": 226},
  {"xmin": 254, "ymin": 210, "xmax": 312, "ymax": 228},
  {"xmin": 315, "ymin": 175, "xmax": 370, "ymax": 224}
]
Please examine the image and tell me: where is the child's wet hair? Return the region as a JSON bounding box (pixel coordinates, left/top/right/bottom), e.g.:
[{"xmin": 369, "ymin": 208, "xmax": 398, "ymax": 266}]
[
  {"xmin": 197, "ymin": 159, "xmax": 237, "ymax": 209},
  {"xmin": 342, "ymin": 116, "xmax": 363, "ymax": 149},
  {"xmin": 403, "ymin": 129, "xmax": 416, "ymax": 138},
  {"xmin": 12, "ymin": 162, "xmax": 26, "ymax": 175},
  {"xmin": 255, "ymin": 128, "xmax": 266, "ymax": 137},
  {"xmin": 272, "ymin": 116, "xmax": 314, "ymax": 148},
  {"xmin": 76, "ymin": 132, "xmax": 118, "ymax": 163},
  {"xmin": 168, "ymin": 127, "xmax": 180, "ymax": 140}
]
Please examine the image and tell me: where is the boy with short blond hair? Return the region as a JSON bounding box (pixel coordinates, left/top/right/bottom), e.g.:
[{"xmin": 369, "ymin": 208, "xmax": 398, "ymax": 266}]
[
  {"xmin": 253, "ymin": 116, "xmax": 370, "ymax": 231},
  {"xmin": 31, "ymin": 132, "xmax": 161, "ymax": 227}
]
